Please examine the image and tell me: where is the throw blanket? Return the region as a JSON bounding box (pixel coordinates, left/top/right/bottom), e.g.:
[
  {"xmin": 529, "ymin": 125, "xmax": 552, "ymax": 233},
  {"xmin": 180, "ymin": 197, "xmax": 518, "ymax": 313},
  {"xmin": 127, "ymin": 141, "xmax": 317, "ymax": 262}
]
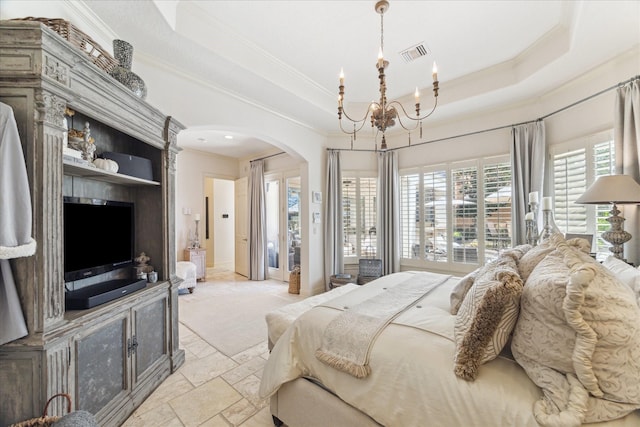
[{"xmin": 315, "ymin": 272, "xmax": 451, "ymax": 378}]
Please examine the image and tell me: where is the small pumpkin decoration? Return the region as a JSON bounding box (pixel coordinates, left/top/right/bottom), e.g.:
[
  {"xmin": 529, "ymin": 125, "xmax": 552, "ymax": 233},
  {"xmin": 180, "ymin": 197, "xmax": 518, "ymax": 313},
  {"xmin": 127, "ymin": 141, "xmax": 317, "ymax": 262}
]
[{"xmin": 93, "ymin": 157, "xmax": 119, "ymax": 173}]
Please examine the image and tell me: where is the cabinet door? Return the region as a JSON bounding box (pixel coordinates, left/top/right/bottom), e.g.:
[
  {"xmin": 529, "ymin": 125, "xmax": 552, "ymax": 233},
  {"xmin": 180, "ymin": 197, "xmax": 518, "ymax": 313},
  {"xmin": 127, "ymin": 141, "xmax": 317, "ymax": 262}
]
[
  {"xmin": 74, "ymin": 312, "xmax": 129, "ymax": 417},
  {"xmin": 132, "ymin": 295, "xmax": 168, "ymax": 386}
]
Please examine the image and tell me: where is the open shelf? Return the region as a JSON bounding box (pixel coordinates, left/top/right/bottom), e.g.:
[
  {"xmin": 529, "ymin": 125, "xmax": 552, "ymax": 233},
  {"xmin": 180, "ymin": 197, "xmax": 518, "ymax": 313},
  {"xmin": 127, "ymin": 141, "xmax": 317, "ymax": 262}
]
[{"xmin": 63, "ymin": 160, "xmax": 160, "ymax": 186}]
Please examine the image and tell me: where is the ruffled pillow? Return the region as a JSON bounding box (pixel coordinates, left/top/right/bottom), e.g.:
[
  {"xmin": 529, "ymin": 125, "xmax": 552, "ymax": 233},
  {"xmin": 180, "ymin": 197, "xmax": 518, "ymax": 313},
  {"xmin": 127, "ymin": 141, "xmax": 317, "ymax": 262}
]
[{"xmin": 511, "ymin": 236, "xmax": 640, "ymax": 426}]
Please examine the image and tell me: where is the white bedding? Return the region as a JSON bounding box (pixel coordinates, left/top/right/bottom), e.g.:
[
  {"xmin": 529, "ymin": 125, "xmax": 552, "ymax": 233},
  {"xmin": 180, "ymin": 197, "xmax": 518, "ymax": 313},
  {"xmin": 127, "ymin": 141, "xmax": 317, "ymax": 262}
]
[
  {"xmin": 266, "ymin": 283, "xmax": 359, "ymax": 348},
  {"xmin": 259, "ymin": 271, "xmax": 640, "ymax": 427}
]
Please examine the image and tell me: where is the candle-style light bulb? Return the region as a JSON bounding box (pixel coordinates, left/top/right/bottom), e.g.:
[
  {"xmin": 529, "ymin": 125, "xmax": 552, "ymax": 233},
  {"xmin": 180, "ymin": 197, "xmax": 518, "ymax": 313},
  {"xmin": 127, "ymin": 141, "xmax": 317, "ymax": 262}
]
[
  {"xmin": 414, "ymin": 87, "xmax": 420, "ymax": 102},
  {"xmin": 339, "ymin": 68, "xmax": 344, "ymax": 85},
  {"xmin": 377, "ymin": 47, "xmax": 384, "ymax": 68},
  {"xmin": 432, "ymin": 61, "xmax": 438, "ymax": 81}
]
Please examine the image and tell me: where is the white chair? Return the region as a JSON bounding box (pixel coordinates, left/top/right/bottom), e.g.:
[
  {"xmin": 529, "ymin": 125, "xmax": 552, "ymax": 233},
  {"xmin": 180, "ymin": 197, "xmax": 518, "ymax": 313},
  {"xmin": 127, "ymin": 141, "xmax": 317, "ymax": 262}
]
[{"xmin": 176, "ymin": 261, "xmax": 197, "ymax": 293}]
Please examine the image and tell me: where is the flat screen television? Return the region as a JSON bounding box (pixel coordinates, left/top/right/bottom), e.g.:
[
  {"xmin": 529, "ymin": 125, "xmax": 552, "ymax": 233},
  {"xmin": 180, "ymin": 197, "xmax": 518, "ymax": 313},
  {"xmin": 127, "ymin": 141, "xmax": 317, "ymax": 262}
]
[{"xmin": 64, "ymin": 197, "xmax": 135, "ymax": 282}]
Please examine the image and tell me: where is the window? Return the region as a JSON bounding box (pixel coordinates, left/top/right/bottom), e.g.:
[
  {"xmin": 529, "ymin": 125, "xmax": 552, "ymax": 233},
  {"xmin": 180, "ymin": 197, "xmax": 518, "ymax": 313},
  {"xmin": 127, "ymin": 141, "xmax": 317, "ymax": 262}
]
[
  {"xmin": 400, "ymin": 173, "xmax": 420, "ymax": 259},
  {"xmin": 342, "ymin": 175, "xmax": 377, "ymax": 259},
  {"xmin": 483, "ymin": 161, "xmax": 512, "ymax": 261},
  {"xmin": 424, "ymin": 169, "xmax": 448, "ymax": 262},
  {"xmin": 401, "ymin": 156, "xmax": 511, "ymax": 267},
  {"xmin": 451, "ymin": 166, "xmax": 478, "ymax": 263},
  {"xmin": 551, "ymin": 135, "xmax": 614, "ymax": 259}
]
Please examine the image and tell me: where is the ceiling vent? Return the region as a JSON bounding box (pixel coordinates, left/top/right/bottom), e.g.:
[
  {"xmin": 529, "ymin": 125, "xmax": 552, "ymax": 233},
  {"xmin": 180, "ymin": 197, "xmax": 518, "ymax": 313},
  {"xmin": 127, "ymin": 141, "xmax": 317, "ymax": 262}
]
[{"xmin": 399, "ymin": 42, "xmax": 430, "ymax": 63}]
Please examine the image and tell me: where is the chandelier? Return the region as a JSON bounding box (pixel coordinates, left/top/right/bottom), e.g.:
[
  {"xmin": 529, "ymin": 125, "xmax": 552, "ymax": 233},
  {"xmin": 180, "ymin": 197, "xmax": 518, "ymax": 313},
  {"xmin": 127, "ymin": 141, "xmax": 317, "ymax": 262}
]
[{"xmin": 337, "ymin": 0, "xmax": 439, "ymax": 150}]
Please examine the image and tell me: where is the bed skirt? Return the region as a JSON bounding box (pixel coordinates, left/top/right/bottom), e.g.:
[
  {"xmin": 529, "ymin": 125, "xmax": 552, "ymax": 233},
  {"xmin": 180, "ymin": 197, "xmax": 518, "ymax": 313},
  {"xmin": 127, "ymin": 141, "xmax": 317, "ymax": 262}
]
[{"xmin": 270, "ymin": 377, "xmax": 381, "ymax": 427}]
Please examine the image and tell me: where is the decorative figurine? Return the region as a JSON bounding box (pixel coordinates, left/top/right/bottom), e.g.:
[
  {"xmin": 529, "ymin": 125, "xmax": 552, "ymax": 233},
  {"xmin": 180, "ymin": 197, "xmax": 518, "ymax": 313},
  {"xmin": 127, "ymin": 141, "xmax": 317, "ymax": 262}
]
[{"xmin": 135, "ymin": 252, "xmax": 154, "ymax": 274}]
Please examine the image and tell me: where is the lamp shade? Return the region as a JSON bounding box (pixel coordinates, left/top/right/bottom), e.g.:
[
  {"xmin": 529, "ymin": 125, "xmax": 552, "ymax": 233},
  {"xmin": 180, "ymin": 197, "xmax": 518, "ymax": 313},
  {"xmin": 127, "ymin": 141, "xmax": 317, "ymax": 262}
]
[{"xmin": 575, "ymin": 175, "xmax": 640, "ymax": 205}]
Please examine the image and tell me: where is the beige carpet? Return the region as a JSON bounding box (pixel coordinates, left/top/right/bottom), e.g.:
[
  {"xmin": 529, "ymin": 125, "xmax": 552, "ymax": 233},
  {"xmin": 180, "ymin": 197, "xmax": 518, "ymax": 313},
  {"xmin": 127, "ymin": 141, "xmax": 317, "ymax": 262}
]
[{"xmin": 178, "ymin": 272, "xmax": 302, "ymax": 357}]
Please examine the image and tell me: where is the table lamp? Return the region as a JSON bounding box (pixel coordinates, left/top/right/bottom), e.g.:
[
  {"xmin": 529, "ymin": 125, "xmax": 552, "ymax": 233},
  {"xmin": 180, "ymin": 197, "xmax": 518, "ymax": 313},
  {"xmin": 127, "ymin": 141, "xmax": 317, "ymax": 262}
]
[{"xmin": 575, "ymin": 174, "xmax": 640, "ymax": 260}]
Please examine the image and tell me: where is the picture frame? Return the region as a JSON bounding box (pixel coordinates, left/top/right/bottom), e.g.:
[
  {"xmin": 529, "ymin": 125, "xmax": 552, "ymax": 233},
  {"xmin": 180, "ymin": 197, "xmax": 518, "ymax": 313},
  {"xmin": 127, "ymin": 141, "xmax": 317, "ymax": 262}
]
[
  {"xmin": 312, "ymin": 191, "xmax": 322, "ymax": 204},
  {"xmin": 312, "ymin": 212, "xmax": 321, "ymax": 223}
]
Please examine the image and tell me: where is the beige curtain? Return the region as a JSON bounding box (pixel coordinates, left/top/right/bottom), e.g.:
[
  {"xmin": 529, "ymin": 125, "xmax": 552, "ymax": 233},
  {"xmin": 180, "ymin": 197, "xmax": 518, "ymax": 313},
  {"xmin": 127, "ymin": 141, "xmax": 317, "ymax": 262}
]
[
  {"xmin": 249, "ymin": 160, "xmax": 268, "ymax": 280},
  {"xmin": 614, "ymin": 78, "xmax": 640, "ymax": 265},
  {"xmin": 511, "ymin": 121, "xmax": 546, "ymax": 245},
  {"xmin": 377, "ymin": 151, "xmax": 400, "ymax": 275},
  {"xmin": 324, "ymin": 150, "xmax": 343, "ymax": 290}
]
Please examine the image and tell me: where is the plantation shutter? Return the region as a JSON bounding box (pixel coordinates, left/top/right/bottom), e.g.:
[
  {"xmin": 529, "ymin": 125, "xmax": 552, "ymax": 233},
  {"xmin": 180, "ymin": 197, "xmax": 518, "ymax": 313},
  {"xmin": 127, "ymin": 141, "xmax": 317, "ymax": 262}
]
[
  {"xmin": 483, "ymin": 161, "xmax": 512, "ymax": 260},
  {"xmin": 553, "ymin": 148, "xmax": 587, "ymax": 233},
  {"xmin": 451, "ymin": 166, "xmax": 479, "ymax": 264},
  {"xmin": 400, "ymin": 173, "xmax": 420, "ymax": 259},
  {"xmin": 423, "ymin": 170, "xmax": 447, "ymax": 262}
]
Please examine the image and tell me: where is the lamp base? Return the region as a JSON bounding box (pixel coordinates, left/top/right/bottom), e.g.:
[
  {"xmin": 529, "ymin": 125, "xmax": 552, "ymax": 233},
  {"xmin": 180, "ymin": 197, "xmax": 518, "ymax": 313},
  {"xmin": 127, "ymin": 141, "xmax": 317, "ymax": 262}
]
[{"xmin": 602, "ymin": 204, "xmax": 631, "ymax": 260}]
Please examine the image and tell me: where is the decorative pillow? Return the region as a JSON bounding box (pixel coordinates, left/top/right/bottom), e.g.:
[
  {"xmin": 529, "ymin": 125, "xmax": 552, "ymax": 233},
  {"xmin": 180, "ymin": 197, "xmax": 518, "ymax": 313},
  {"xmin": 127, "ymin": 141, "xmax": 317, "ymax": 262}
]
[
  {"xmin": 450, "ymin": 244, "xmax": 531, "ymax": 315},
  {"xmin": 449, "ymin": 268, "xmax": 478, "ymax": 315},
  {"xmin": 511, "ymin": 238, "xmax": 640, "ymax": 426},
  {"xmin": 453, "ymin": 250, "xmax": 523, "ymax": 381},
  {"xmin": 603, "ymin": 255, "xmax": 640, "ymax": 305},
  {"xmin": 517, "ymin": 235, "xmax": 558, "ymax": 282}
]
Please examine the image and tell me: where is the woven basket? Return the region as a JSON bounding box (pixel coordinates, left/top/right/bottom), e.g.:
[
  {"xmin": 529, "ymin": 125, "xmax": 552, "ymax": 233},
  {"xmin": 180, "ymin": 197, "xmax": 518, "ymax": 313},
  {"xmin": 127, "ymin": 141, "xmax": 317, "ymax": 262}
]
[
  {"xmin": 14, "ymin": 17, "xmax": 118, "ymax": 73},
  {"xmin": 288, "ymin": 266, "xmax": 301, "ymax": 294},
  {"xmin": 10, "ymin": 393, "xmax": 72, "ymax": 427}
]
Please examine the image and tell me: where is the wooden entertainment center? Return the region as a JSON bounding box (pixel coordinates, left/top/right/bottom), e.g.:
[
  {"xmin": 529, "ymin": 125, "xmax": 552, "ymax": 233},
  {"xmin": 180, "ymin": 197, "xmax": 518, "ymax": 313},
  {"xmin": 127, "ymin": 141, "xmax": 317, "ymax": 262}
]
[{"xmin": 0, "ymin": 21, "xmax": 185, "ymax": 425}]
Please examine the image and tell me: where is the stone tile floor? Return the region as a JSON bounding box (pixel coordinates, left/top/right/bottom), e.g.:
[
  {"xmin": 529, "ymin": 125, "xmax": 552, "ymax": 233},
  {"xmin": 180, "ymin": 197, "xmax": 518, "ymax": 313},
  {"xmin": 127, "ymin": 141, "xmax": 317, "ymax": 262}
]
[{"xmin": 122, "ymin": 271, "xmax": 282, "ymax": 427}]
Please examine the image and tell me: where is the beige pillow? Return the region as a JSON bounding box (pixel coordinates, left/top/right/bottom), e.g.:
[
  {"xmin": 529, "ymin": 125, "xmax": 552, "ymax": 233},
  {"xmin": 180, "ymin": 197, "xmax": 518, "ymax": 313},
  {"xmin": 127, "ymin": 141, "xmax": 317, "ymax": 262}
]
[
  {"xmin": 517, "ymin": 236, "xmax": 557, "ymax": 282},
  {"xmin": 511, "ymin": 239, "xmax": 640, "ymax": 425},
  {"xmin": 453, "ymin": 251, "xmax": 523, "ymax": 381},
  {"xmin": 603, "ymin": 256, "xmax": 640, "ymax": 303},
  {"xmin": 450, "ymin": 244, "xmax": 531, "ymax": 315},
  {"xmin": 449, "ymin": 269, "xmax": 478, "ymax": 315}
]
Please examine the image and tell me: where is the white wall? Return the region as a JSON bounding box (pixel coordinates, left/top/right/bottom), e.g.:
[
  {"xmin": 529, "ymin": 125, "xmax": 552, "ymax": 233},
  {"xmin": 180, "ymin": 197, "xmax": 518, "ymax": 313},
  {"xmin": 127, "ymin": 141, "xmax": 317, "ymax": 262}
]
[{"xmin": 175, "ymin": 149, "xmax": 238, "ymax": 261}]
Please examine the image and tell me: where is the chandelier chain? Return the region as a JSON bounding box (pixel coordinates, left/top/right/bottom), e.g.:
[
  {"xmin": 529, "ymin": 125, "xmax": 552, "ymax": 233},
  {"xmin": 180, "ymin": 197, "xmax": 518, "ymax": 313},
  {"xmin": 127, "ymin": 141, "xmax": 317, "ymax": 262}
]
[{"xmin": 380, "ymin": 5, "xmax": 384, "ymax": 54}]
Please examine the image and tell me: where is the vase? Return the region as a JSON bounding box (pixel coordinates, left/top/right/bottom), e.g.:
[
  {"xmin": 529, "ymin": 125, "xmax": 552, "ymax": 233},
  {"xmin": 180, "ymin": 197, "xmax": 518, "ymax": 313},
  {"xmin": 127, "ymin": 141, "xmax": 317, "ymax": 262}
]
[
  {"xmin": 109, "ymin": 39, "xmax": 147, "ymax": 99},
  {"xmin": 538, "ymin": 209, "xmax": 561, "ymax": 244}
]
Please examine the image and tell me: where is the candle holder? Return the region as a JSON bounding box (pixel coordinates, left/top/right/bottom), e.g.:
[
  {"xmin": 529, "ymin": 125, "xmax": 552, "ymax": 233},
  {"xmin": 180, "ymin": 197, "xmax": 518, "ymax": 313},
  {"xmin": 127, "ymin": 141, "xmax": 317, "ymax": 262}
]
[
  {"xmin": 527, "ymin": 201, "xmax": 539, "ymax": 246},
  {"xmin": 192, "ymin": 218, "xmax": 200, "ymax": 248},
  {"xmin": 525, "ymin": 219, "xmax": 537, "ymax": 246},
  {"xmin": 538, "ymin": 208, "xmax": 561, "ymax": 244}
]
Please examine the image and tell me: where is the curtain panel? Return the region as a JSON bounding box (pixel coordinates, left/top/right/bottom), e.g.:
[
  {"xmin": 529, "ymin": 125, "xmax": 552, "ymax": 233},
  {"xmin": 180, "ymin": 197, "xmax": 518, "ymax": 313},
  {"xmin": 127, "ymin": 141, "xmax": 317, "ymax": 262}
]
[
  {"xmin": 248, "ymin": 160, "xmax": 269, "ymax": 280},
  {"xmin": 324, "ymin": 150, "xmax": 343, "ymax": 290},
  {"xmin": 511, "ymin": 121, "xmax": 546, "ymax": 245},
  {"xmin": 614, "ymin": 78, "xmax": 640, "ymax": 265},
  {"xmin": 377, "ymin": 151, "xmax": 400, "ymax": 275}
]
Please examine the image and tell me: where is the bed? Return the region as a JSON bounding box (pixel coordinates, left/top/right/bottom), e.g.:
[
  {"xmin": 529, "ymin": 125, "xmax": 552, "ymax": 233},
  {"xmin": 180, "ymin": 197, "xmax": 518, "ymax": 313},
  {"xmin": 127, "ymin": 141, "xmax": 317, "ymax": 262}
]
[{"xmin": 259, "ymin": 235, "xmax": 640, "ymax": 427}]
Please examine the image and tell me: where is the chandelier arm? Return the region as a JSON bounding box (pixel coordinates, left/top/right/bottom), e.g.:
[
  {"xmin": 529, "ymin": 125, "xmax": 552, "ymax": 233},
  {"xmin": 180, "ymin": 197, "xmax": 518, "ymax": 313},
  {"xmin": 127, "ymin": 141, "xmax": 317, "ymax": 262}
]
[
  {"xmin": 387, "ymin": 99, "xmax": 438, "ymax": 122},
  {"xmin": 339, "ymin": 117, "xmax": 369, "ymax": 135},
  {"xmin": 395, "ymin": 116, "xmax": 421, "ymax": 132},
  {"xmin": 341, "ymin": 107, "xmax": 372, "ymax": 125}
]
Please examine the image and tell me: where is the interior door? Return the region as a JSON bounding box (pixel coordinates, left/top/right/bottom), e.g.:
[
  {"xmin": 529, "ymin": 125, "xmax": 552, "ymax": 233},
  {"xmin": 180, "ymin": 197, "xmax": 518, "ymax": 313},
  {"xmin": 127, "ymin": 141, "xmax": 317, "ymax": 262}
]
[{"xmin": 234, "ymin": 177, "xmax": 248, "ymax": 277}]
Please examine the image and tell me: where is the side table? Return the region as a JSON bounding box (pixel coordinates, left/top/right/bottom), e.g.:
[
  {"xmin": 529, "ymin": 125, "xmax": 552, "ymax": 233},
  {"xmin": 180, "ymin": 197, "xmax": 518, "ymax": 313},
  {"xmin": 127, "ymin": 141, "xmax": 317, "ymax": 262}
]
[
  {"xmin": 329, "ymin": 274, "xmax": 355, "ymax": 289},
  {"xmin": 184, "ymin": 248, "xmax": 206, "ymax": 281}
]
